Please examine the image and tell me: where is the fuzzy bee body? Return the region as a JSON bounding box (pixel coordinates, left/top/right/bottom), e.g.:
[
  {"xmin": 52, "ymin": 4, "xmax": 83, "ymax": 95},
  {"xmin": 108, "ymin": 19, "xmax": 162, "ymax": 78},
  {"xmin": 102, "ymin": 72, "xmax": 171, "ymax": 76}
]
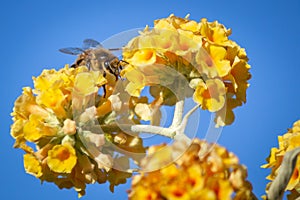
[{"xmin": 59, "ymin": 39, "xmax": 126, "ymax": 79}]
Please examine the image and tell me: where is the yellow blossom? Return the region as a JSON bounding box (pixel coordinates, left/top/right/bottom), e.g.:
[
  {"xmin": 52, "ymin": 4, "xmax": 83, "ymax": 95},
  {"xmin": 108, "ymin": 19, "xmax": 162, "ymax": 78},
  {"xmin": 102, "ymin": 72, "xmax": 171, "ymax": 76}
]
[
  {"xmin": 154, "ymin": 17, "xmax": 177, "ymax": 31},
  {"xmin": 194, "ymin": 48, "xmax": 219, "ymax": 79},
  {"xmin": 36, "ymin": 88, "xmax": 66, "ymax": 117},
  {"xmin": 121, "ymin": 65, "xmax": 146, "ymax": 97},
  {"xmin": 11, "ymin": 87, "xmax": 48, "ymax": 120},
  {"xmin": 206, "ymin": 45, "xmax": 231, "ymax": 77},
  {"xmin": 179, "ymin": 19, "xmax": 200, "ymax": 32},
  {"xmin": 74, "ymin": 71, "xmax": 106, "ymax": 96},
  {"xmin": 194, "ymin": 79, "xmax": 226, "ymax": 112},
  {"xmin": 33, "ymin": 69, "xmax": 64, "ymax": 91},
  {"xmin": 214, "ymin": 97, "xmax": 242, "ymax": 127},
  {"xmin": 23, "ymin": 114, "xmax": 58, "ymax": 142},
  {"xmin": 123, "ymin": 14, "xmax": 251, "ymax": 126},
  {"xmin": 199, "ymin": 18, "xmax": 231, "ymax": 45},
  {"xmin": 47, "ymin": 143, "xmax": 77, "ymax": 173},
  {"xmin": 129, "ymin": 49, "xmax": 157, "ymax": 67},
  {"xmin": 10, "ymin": 119, "xmax": 26, "ymax": 139},
  {"xmin": 23, "ymin": 154, "xmax": 43, "ymax": 178},
  {"xmin": 11, "ymin": 65, "xmax": 138, "ymax": 197},
  {"xmin": 129, "ymin": 139, "xmax": 255, "ymax": 200},
  {"xmin": 11, "ymin": 14, "xmax": 252, "ymax": 197},
  {"xmin": 263, "ymin": 120, "xmax": 300, "ymax": 193},
  {"xmin": 231, "ymin": 59, "xmax": 251, "ymax": 103}
]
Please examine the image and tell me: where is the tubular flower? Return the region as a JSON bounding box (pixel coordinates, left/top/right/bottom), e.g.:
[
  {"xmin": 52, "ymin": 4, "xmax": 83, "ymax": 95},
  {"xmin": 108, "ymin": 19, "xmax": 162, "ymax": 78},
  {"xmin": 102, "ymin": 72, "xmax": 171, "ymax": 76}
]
[
  {"xmin": 129, "ymin": 139, "xmax": 256, "ymax": 200},
  {"xmin": 23, "ymin": 154, "xmax": 43, "ymax": 177},
  {"xmin": 10, "ymin": 65, "xmax": 146, "ymax": 197},
  {"xmin": 47, "ymin": 144, "xmax": 77, "ymax": 173},
  {"xmin": 193, "ymin": 78, "xmax": 226, "ymax": 112},
  {"xmin": 262, "ymin": 120, "xmax": 300, "ymax": 197},
  {"xmin": 122, "ymin": 14, "xmax": 251, "ymax": 127}
]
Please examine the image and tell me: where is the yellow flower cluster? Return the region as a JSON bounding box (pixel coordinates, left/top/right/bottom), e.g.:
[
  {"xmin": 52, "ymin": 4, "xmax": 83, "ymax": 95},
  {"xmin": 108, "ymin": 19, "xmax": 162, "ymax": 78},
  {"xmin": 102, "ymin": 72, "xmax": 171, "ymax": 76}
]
[
  {"xmin": 10, "ymin": 66, "xmax": 142, "ymax": 197},
  {"xmin": 129, "ymin": 139, "xmax": 255, "ymax": 200},
  {"xmin": 122, "ymin": 14, "xmax": 251, "ymax": 127},
  {"xmin": 262, "ymin": 120, "xmax": 300, "ymax": 197}
]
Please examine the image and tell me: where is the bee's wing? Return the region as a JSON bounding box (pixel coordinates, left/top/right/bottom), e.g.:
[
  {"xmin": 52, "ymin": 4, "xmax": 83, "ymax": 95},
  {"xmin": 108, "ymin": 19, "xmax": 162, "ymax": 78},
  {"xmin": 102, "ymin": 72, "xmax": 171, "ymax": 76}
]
[
  {"xmin": 59, "ymin": 47, "xmax": 85, "ymax": 55},
  {"xmin": 83, "ymin": 39, "xmax": 102, "ymax": 49}
]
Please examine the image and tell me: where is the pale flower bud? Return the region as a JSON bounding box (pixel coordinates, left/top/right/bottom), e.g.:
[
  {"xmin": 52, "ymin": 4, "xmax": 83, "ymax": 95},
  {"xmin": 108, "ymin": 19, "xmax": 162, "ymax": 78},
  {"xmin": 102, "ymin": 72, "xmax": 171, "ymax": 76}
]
[
  {"xmin": 108, "ymin": 93, "xmax": 122, "ymax": 111},
  {"xmin": 62, "ymin": 119, "xmax": 76, "ymax": 135},
  {"xmin": 79, "ymin": 106, "xmax": 97, "ymax": 123},
  {"xmin": 62, "ymin": 135, "xmax": 76, "ymax": 146}
]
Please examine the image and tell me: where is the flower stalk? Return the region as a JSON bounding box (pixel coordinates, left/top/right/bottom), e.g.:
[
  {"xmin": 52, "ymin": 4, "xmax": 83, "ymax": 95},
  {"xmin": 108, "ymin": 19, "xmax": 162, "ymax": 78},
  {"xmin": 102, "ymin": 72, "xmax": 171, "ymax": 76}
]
[
  {"xmin": 267, "ymin": 147, "xmax": 300, "ymax": 200},
  {"xmin": 170, "ymin": 99, "xmax": 184, "ymax": 129},
  {"xmin": 100, "ymin": 104, "xmax": 200, "ymax": 138}
]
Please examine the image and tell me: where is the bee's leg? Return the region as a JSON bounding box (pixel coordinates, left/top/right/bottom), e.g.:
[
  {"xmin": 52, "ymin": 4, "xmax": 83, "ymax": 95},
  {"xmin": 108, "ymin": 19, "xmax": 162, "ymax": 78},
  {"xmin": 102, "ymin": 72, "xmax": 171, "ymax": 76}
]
[
  {"xmin": 102, "ymin": 85, "xmax": 107, "ymax": 98},
  {"xmin": 117, "ymin": 60, "xmax": 129, "ymax": 80},
  {"xmin": 120, "ymin": 60, "xmax": 129, "ymax": 65},
  {"xmin": 100, "ymin": 63, "xmax": 109, "ymax": 98},
  {"xmin": 119, "ymin": 60, "xmax": 129, "ymax": 71},
  {"xmin": 106, "ymin": 61, "xmax": 119, "ymax": 80},
  {"xmin": 70, "ymin": 63, "xmax": 77, "ymax": 68}
]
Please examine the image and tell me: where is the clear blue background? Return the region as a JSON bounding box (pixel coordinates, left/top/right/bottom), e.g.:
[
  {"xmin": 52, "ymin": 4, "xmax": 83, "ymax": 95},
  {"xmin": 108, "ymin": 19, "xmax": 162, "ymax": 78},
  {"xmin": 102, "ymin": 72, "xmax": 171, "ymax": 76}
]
[{"xmin": 1, "ymin": 0, "xmax": 300, "ymax": 199}]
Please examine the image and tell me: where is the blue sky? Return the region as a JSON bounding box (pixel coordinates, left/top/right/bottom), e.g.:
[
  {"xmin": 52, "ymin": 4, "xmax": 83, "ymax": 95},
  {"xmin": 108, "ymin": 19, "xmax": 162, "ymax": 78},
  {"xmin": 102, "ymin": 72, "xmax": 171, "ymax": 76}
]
[{"xmin": 1, "ymin": 0, "xmax": 300, "ymax": 199}]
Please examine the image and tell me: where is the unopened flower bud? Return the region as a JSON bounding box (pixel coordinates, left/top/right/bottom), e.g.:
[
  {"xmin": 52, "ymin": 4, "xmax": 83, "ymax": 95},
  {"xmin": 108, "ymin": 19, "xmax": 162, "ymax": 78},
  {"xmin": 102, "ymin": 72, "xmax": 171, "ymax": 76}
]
[
  {"xmin": 62, "ymin": 135, "xmax": 76, "ymax": 146},
  {"xmin": 62, "ymin": 119, "xmax": 76, "ymax": 135}
]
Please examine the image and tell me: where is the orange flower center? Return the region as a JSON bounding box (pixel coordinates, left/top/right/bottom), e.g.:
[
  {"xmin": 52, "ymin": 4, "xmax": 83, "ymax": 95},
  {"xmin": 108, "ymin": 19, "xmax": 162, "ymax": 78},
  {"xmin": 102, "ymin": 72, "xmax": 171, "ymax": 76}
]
[
  {"xmin": 143, "ymin": 50, "xmax": 154, "ymax": 60},
  {"xmin": 57, "ymin": 148, "xmax": 70, "ymax": 161},
  {"xmin": 203, "ymin": 89, "xmax": 211, "ymax": 99},
  {"xmin": 172, "ymin": 188, "xmax": 185, "ymax": 197},
  {"xmin": 187, "ymin": 177, "xmax": 196, "ymax": 186}
]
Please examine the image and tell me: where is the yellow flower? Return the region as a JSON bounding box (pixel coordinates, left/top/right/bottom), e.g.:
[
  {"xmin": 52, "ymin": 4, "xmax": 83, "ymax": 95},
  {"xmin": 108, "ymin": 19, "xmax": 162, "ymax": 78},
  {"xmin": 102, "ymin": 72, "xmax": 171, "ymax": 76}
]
[
  {"xmin": 179, "ymin": 19, "xmax": 200, "ymax": 33},
  {"xmin": 154, "ymin": 16, "xmax": 177, "ymax": 31},
  {"xmin": 150, "ymin": 30, "xmax": 179, "ymax": 52},
  {"xmin": 10, "ymin": 118, "xmax": 26, "ymax": 139},
  {"xmin": 23, "ymin": 154, "xmax": 43, "ymax": 177},
  {"xmin": 194, "ymin": 79, "xmax": 226, "ymax": 112},
  {"xmin": 175, "ymin": 31, "xmax": 200, "ymax": 61},
  {"xmin": 263, "ymin": 120, "xmax": 300, "ymax": 192},
  {"xmin": 199, "ymin": 18, "xmax": 231, "ymax": 45},
  {"xmin": 121, "ymin": 65, "xmax": 146, "ymax": 97},
  {"xmin": 207, "ymin": 44, "xmax": 231, "ymax": 77},
  {"xmin": 129, "ymin": 139, "xmax": 255, "ymax": 200},
  {"xmin": 23, "ymin": 114, "xmax": 58, "ymax": 142},
  {"xmin": 194, "ymin": 47, "xmax": 219, "ymax": 79},
  {"xmin": 122, "ymin": 15, "xmax": 251, "ymax": 127},
  {"xmin": 129, "ymin": 49, "xmax": 157, "ymax": 67},
  {"xmin": 229, "ymin": 58, "xmax": 251, "ymax": 103},
  {"xmin": 74, "ymin": 71, "xmax": 106, "ymax": 96},
  {"xmin": 11, "ymin": 87, "xmax": 48, "ymax": 120},
  {"xmin": 214, "ymin": 97, "xmax": 242, "ymax": 127},
  {"xmin": 36, "ymin": 88, "xmax": 66, "ymax": 117},
  {"xmin": 47, "ymin": 143, "xmax": 77, "ymax": 173},
  {"xmin": 12, "ymin": 65, "xmax": 138, "ymax": 197},
  {"xmin": 33, "ymin": 68, "xmax": 64, "ymax": 91},
  {"xmin": 154, "ymin": 14, "xmax": 198, "ymax": 33}
]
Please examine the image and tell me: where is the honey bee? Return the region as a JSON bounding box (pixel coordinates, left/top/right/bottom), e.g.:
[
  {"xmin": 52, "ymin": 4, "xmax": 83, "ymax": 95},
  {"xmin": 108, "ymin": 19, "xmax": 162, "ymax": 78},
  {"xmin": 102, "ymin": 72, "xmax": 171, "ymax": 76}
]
[{"xmin": 59, "ymin": 39, "xmax": 127, "ymax": 79}]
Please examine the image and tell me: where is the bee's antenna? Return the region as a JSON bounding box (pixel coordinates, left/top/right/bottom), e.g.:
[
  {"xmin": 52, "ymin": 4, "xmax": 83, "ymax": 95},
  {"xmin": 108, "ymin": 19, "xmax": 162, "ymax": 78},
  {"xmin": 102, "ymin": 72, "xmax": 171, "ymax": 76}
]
[{"xmin": 108, "ymin": 47, "xmax": 123, "ymax": 51}]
